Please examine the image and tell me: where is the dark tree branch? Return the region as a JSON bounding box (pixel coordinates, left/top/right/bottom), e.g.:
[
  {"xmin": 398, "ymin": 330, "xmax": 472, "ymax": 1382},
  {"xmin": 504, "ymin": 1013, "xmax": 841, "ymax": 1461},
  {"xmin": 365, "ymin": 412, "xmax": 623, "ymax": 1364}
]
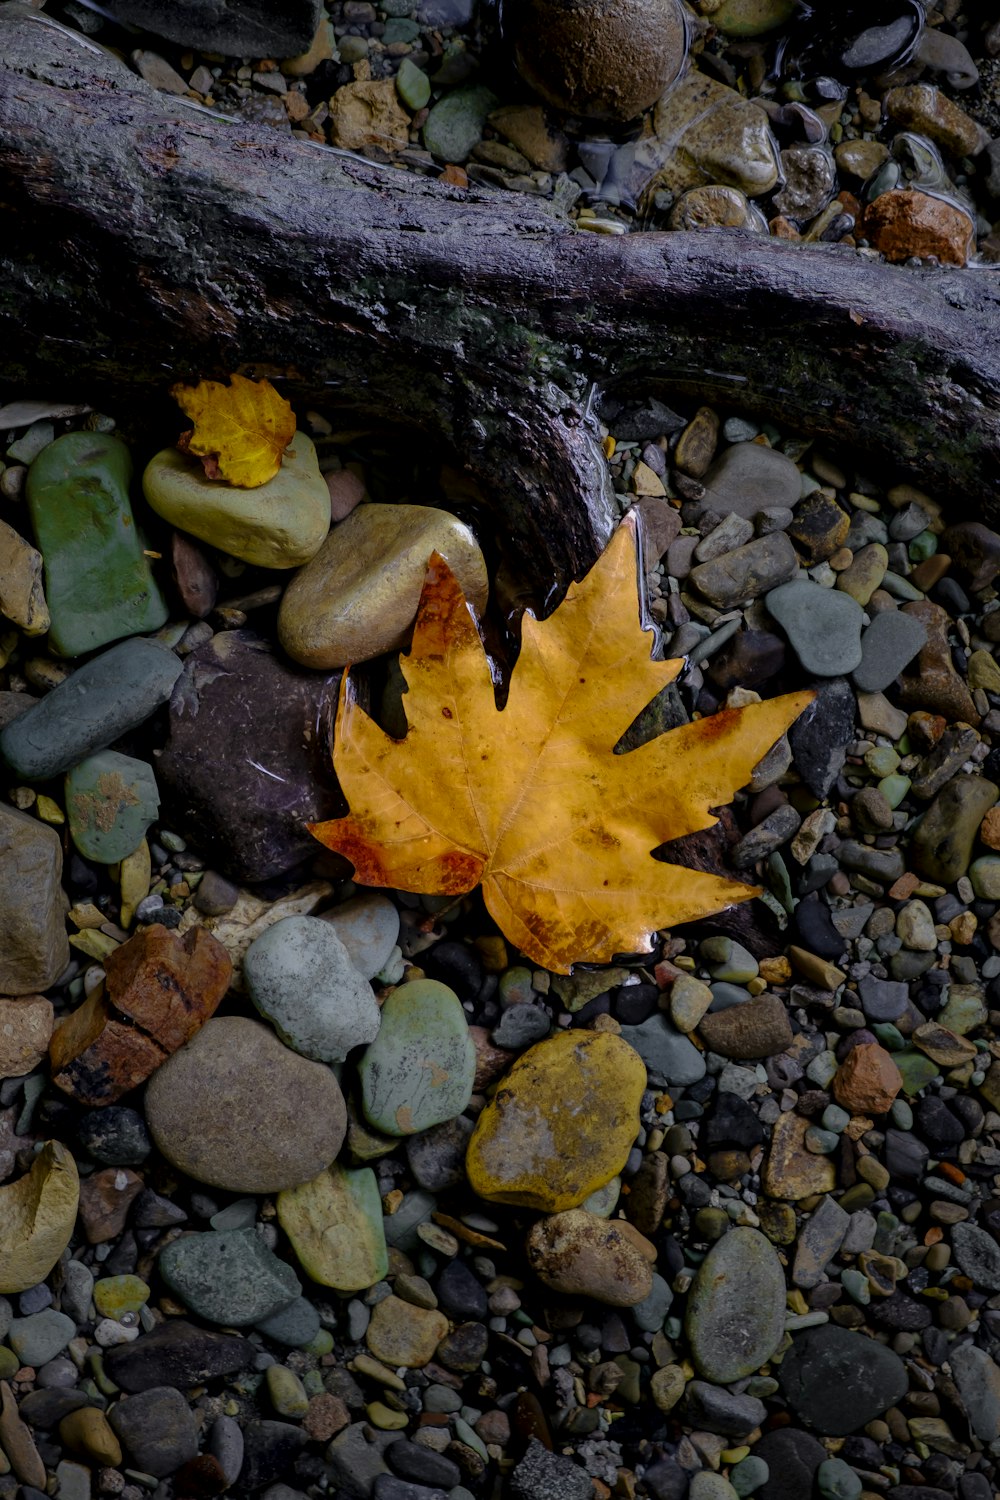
[{"xmin": 2, "ymin": 2, "xmax": 999, "ymax": 587}]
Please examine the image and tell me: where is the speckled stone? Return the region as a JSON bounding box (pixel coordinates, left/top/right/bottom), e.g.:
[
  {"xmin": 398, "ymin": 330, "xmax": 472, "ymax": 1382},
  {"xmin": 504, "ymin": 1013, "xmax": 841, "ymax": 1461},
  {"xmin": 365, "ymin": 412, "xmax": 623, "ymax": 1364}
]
[
  {"xmin": 358, "ymin": 979, "xmax": 475, "ymax": 1137},
  {"xmin": 685, "ymin": 1228, "xmax": 786, "ymax": 1382}
]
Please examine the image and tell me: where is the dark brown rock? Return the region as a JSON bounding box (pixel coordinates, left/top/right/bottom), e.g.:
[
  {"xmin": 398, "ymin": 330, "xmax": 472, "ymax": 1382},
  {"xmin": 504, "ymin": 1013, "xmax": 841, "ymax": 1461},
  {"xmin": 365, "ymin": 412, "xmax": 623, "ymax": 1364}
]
[
  {"xmin": 170, "ymin": 532, "xmax": 218, "ymax": 619},
  {"xmin": 103, "ymin": 1321, "xmax": 254, "ymax": 1394},
  {"xmin": 697, "ymin": 995, "xmax": 794, "ymax": 1059},
  {"xmin": 157, "ymin": 631, "xmax": 340, "ymax": 883}
]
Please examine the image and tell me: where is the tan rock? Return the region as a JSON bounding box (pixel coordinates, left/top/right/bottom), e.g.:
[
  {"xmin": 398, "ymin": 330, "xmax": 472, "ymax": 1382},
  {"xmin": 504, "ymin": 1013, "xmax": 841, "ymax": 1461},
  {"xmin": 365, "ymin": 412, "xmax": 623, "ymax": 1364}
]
[
  {"xmin": 144, "ymin": 1016, "xmax": 347, "ymax": 1193},
  {"xmin": 834, "ymin": 138, "xmax": 889, "ymax": 181},
  {"xmin": 863, "ymin": 190, "xmax": 975, "ymax": 269},
  {"xmin": 365, "ymin": 1294, "xmax": 448, "ymax": 1368},
  {"xmin": 0, "ymin": 995, "xmax": 53, "ymax": 1078},
  {"xmin": 884, "ymin": 84, "xmax": 988, "ymax": 159},
  {"xmin": 0, "ymin": 1381, "xmax": 45, "ymax": 1487},
  {"xmin": 697, "ymin": 994, "xmax": 793, "ymax": 1058},
  {"xmin": 0, "ymin": 1141, "xmax": 79, "ymax": 1294},
  {"xmin": 328, "ymin": 80, "xmax": 410, "ymax": 154},
  {"xmin": 525, "ymin": 1210, "xmax": 655, "ymax": 1306},
  {"xmin": 912, "ymin": 1023, "xmax": 977, "ymax": 1068},
  {"xmin": 980, "ymin": 805, "xmax": 1000, "ymax": 851},
  {"xmin": 278, "ymin": 503, "xmax": 488, "ymax": 669},
  {"xmin": 633, "ymin": 71, "xmax": 779, "ymax": 202},
  {"xmin": 0, "ymin": 519, "xmax": 48, "ymax": 635},
  {"xmin": 50, "ymin": 924, "xmax": 231, "ymax": 1105},
  {"xmin": 763, "ymin": 1110, "xmax": 836, "ymax": 1200},
  {"xmin": 488, "ymin": 104, "xmax": 568, "ymax": 172},
  {"xmin": 833, "ymin": 1042, "xmax": 902, "ymax": 1115}
]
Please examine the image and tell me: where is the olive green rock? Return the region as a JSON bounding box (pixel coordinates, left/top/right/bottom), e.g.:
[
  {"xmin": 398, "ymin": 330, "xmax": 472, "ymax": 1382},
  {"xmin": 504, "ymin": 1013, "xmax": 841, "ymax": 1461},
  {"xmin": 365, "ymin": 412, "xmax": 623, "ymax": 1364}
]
[
  {"xmin": 26, "ymin": 432, "xmax": 167, "ymax": 658},
  {"xmin": 277, "ymin": 503, "xmax": 488, "ymax": 668},
  {"xmin": 278, "ymin": 1162, "xmax": 388, "ymax": 1292},
  {"xmin": 142, "ymin": 431, "xmax": 330, "ymax": 568},
  {"xmin": 0, "ymin": 1142, "xmax": 79, "ymax": 1294},
  {"xmin": 358, "ymin": 979, "xmax": 476, "ymax": 1136},
  {"xmin": 65, "ymin": 750, "xmax": 159, "ymax": 864},
  {"xmin": 685, "ymin": 1227, "xmax": 787, "ymax": 1383},
  {"xmin": 709, "ymin": 0, "xmax": 797, "ymax": 37},
  {"xmin": 911, "ymin": 775, "xmax": 998, "ymax": 885}
]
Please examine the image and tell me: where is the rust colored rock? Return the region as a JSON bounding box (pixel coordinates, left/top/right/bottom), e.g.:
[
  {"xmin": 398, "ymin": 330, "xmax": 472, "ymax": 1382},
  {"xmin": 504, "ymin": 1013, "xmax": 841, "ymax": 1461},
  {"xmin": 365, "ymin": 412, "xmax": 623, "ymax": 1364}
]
[
  {"xmin": 697, "ymin": 994, "xmax": 793, "ymax": 1059},
  {"xmin": 77, "ymin": 1166, "xmax": 143, "ymax": 1243},
  {"xmin": 170, "ymin": 531, "xmax": 218, "ymax": 619},
  {"xmin": 49, "ymin": 924, "xmax": 231, "ymax": 1105},
  {"xmin": 941, "ymin": 521, "xmax": 1000, "ymax": 593},
  {"xmin": 833, "ymin": 1042, "xmax": 902, "ymax": 1116},
  {"xmin": 171, "ymin": 1456, "xmax": 229, "ymax": 1499},
  {"xmin": 863, "ymin": 190, "xmax": 974, "ymax": 268}
]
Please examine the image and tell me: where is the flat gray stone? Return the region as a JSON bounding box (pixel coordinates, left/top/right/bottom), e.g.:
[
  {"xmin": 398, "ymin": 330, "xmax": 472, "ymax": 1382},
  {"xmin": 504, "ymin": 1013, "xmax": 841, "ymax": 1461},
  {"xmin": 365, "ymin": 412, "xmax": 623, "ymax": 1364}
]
[
  {"xmin": 951, "ymin": 1223, "xmax": 1000, "ymax": 1292},
  {"xmin": 98, "ymin": 0, "xmax": 323, "ymax": 56},
  {"xmin": 8, "ymin": 1310, "xmax": 76, "ymax": 1366},
  {"xmin": 697, "ymin": 442, "xmax": 803, "ymax": 519},
  {"xmin": 853, "ymin": 609, "xmax": 927, "ymax": 693},
  {"xmin": 767, "ymin": 580, "xmax": 863, "ymax": 676},
  {"xmin": 109, "ymin": 1385, "xmax": 199, "ymax": 1478},
  {"xmin": 321, "ymin": 892, "xmax": 400, "ymax": 980},
  {"xmin": 949, "ymin": 1341, "xmax": 1000, "ymax": 1441},
  {"xmin": 620, "ymin": 1014, "xmax": 706, "ymax": 1087},
  {"xmin": 792, "ymin": 1195, "xmax": 849, "ymax": 1289}
]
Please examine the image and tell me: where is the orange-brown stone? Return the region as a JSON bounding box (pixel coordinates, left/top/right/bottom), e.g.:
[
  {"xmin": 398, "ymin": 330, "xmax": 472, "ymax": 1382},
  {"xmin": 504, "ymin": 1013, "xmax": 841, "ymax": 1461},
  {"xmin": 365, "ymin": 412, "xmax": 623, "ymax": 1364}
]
[
  {"xmin": 863, "ymin": 190, "xmax": 974, "ymax": 268},
  {"xmin": 50, "ymin": 924, "xmax": 231, "ymax": 1105},
  {"xmin": 980, "ymin": 806, "xmax": 1000, "ymax": 851},
  {"xmin": 833, "ymin": 1042, "xmax": 902, "ymax": 1115}
]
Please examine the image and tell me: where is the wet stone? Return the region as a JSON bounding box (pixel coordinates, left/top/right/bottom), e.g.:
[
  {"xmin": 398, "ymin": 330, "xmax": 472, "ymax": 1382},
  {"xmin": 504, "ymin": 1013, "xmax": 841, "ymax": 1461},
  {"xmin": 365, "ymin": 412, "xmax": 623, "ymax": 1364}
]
[
  {"xmin": 788, "ymin": 678, "xmax": 856, "ymax": 798},
  {"xmin": 911, "ymin": 775, "xmax": 998, "ymax": 885}
]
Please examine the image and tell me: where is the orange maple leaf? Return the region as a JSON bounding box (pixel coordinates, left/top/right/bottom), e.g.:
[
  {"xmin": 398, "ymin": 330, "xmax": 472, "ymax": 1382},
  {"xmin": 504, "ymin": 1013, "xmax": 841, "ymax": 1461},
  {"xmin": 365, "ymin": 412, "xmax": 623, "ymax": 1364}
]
[
  {"xmin": 310, "ymin": 517, "xmax": 813, "ymax": 973},
  {"xmin": 170, "ymin": 374, "xmax": 295, "ymax": 489}
]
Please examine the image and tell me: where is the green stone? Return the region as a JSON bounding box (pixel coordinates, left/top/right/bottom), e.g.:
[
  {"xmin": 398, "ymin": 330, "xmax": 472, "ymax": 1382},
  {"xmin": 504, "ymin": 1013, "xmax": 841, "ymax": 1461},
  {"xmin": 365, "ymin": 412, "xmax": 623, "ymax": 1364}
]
[
  {"xmin": 700, "ymin": 936, "xmax": 758, "ymax": 983},
  {"xmin": 840, "ymin": 1268, "xmax": 870, "ymax": 1305},
  {"xmin": 865, "ymin": 746, "xmax": 900, "ymax": 778},
  {"xmin": 879, "ymin": 774, "xmax": 911, "ymax": 808},
  {"xmin": 550, "ymin": 966, "xmax": 630, "ymax": 1012},
  {"xmin": 26, "ymin": 433, "xmax": 167, "ymax": 658},
  {"xmin": 65, "ymin": 750, "xmax": 159, "ymax": 864},
  {"xmin": 970, "ymin": 856, "xmax": 1000, "ymax": 900},
  {"xmin": 423, "ymin": 85, "xmax": 498, "ymax": 163},
  {"xmin": 911, "ymin": 775, "xmax": 999, "ymax": 885},
  {"xmin": 938, "ymin": 983, "xmax": 988, "ymax": 1035},
  {"xmin": 265, "ymin": 1364, "xmax": 309, "ymax": 1418},
  {"xmin": 383, "ymin": 17, "xmax": 420, "ymax": 42},
  {"xmin": 277, "ymin": 1163, "xmax": 388, "ymax": 1293},
  {"xmin": 804, "ymin": 1127, "xmax": 838, "ymax": 1154},
  {"xmin": 731, "ymin": 1455, "xmax": 769, "ymax": 1496},
  {"xmin": 908, "ymin": 530, "xmax": 937, "ymax": 562},
  {"xmin": 818, "ymin": 1457, "xmax": 862, "ymax": 1500},
  {"xmin": 158, "ymin": 1228, "xmax": 299, "ymax": 1327},
  {"xmin": 892, "ymin": 1047, "xmax": 941, "ymax": 1095},
  {"xmin": 711, "ymin": 0, "xmax": 796, "ymax": 36},
  {"xmin": 871, "ymin": 1023, "xmax": 904, "ymax": 1050},
  {"xmin": 359, "ymin": 979, "xmax": 475, "ymax": 1136},
  {"xmin": 685, "ymin": 1228, "xmax": 786, "ymax": 1383},
  {"xmin": 396, "ymin": 57, "xmax": 430, "ymax": 111},
  {"xmin": 968, "ymin": 650, "xmax": 1000, "ymax": 695}
]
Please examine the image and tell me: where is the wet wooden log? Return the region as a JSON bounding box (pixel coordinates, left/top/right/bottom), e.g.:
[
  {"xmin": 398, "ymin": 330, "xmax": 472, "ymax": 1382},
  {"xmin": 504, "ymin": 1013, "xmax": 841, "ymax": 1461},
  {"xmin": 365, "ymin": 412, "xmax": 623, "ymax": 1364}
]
[{"xmin": 2, "ymin": 3, "xmax": 1000, "ymax": 588}]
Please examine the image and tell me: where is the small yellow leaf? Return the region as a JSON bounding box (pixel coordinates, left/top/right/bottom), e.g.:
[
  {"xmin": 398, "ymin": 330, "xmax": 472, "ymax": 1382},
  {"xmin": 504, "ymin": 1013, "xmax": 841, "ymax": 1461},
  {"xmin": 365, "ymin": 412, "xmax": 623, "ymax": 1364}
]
[
  {"xmin": 311, "ymin": 514, "xmax": 813, "ymax": 973},
  {"xmin": 0, "ymin": 1141, "xmax": 79, "ymax": 1294},
  {"xmin": 171, "ymin": 374, "xmax": 296, "ymax": 489}
]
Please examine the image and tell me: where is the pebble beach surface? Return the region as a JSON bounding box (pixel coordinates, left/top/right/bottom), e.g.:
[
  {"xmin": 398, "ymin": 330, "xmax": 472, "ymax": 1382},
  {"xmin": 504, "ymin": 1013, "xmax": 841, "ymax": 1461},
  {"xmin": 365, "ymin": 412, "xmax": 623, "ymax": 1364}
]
[{"xmin": 0, "ymin": 384, "xmax": 999, "ymax": 1500}]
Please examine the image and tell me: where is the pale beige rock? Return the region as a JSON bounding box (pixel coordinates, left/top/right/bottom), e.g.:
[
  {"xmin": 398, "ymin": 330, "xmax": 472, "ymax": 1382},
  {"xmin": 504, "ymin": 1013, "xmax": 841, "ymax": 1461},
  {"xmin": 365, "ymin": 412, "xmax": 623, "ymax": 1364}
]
[
  {"xmin": 525, "ymin": 1210, "xmax": 655, "ymax": 1306},
  {"xmin": 0, "ymin": 1141, "xmax": 79, "ymax": 1294},
  {"xmin": 0, "ymin": 995, "xmax": 53, "ymax": 1078},
  {"xmin": 328, "ymin": 80, "xmax": 410, "ymax": 153},
  {"xmin": 763, "ymin": 1110, "xmax": 836, "ymax": 1200},
  {"xmin": 142, "ymin": 432, "xmax": 330, "ymax": 569},
  {"xmin": 278, "ymin": 503, "xmax": 489, "ymax": 668},
  {"xmin": 0, "ymin": 519, "xmax": 48, "ymax": 635}
]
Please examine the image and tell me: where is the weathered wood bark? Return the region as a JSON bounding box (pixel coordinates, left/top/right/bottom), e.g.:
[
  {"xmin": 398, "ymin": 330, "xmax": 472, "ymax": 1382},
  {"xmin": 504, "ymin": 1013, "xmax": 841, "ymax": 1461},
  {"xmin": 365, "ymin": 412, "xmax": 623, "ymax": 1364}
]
[{"xmin": 2, "ymin": 2, "xmax": 1000, "ymax": 588}]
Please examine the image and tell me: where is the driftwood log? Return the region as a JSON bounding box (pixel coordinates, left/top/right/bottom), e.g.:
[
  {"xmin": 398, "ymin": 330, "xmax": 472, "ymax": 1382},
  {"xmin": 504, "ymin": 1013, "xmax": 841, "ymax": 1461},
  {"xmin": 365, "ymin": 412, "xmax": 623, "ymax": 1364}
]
[{"xmin": 2, "ymin": 2, "xmax": 1000, "ymax": 588}]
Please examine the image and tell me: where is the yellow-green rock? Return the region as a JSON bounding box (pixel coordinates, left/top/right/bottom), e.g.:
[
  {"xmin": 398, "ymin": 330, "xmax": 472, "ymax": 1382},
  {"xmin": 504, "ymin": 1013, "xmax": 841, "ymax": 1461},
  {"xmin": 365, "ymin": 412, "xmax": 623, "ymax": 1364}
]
[
  {"xmin": 465, "ymin": 1030, "xmax": 645, "ymax": 1212},
  {"xmin": 142, "ymin": 431, "xmax": 330, "ymax": 569},
  {"xmin": 0, "ymin": 1141, "xmax": 79, "ymax": 1294},
  {"xmin": 93, "ymin": 1275, "xmax": 149, "ymax": 1320},
  {"xmin": 277, "ymin": 1162, "xmax": 388, "ymax": 1292},
  {"xmin": 705, "ymin": 0, "xmax": 796, "ymax": 37},
  {"xmin": 277, "ymin": 503, "xmax": 489, "ymax": 668},
  {"xmin": 58, "ymin": 1406, "xmax": 123, "ymax": 1466},
  {"xmin": 265, "ymin": 1364, "xmax": 309, "ymax": 1418}
]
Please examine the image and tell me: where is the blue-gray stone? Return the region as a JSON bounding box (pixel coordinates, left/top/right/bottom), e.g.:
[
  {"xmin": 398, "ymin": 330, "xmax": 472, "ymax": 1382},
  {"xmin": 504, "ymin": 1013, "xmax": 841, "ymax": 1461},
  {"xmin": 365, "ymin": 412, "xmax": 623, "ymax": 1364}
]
[
  {"xmin": 255, "ymin": 1296, "xmax": 321, "ymax": 1349},
  {"xmin": 157, "ymin": 1229, "xmax": 299, "ymax": 1327},
  {"xmin": 8, "ymin": 1310, "xmax": 76, "ymax": 1367},
  {"xmin": 853, "ymin": 609, "xmax": 927, "ymax": 694},
  {"xmin": 0, "ymin": 638, "xmax": 182, "ymax": 780},
  {"xmin": 767, "ymin": 581, "xmax": 863, "ymax": 677},
  {"xmin": 620, "ymin": 1015, "xmax": 706, "ymax": 1086}
]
